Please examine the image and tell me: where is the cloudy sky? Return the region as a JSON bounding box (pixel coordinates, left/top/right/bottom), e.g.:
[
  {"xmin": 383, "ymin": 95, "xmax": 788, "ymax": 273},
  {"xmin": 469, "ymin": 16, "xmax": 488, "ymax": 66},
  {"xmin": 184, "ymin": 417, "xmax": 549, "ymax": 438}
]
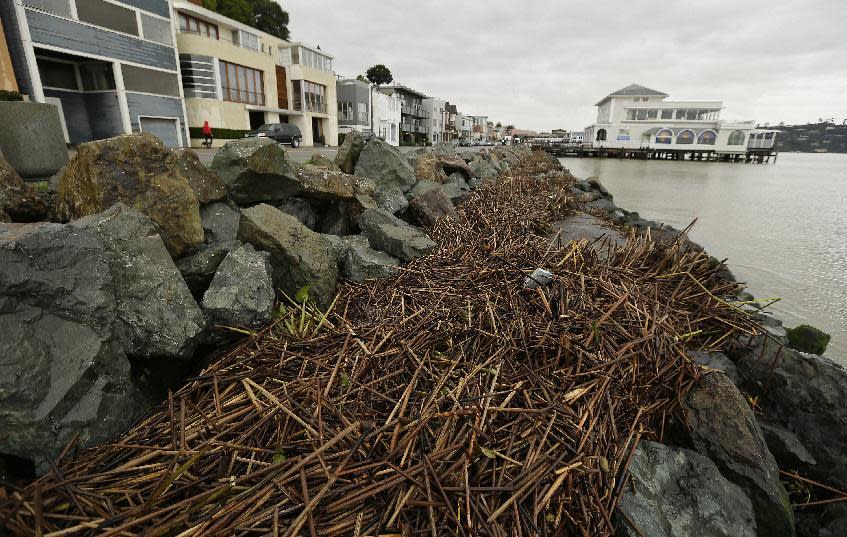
[{"xmin": 283, "ymin": 1, "xmax": 846, "ymax": 132}]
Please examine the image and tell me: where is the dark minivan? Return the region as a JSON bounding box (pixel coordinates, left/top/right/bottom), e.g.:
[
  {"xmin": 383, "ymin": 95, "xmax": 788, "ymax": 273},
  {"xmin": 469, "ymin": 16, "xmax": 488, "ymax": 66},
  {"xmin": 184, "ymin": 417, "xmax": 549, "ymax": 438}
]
[{"xmin": 244, "ymin": 123, "xmax": 302, "ymax": 147}]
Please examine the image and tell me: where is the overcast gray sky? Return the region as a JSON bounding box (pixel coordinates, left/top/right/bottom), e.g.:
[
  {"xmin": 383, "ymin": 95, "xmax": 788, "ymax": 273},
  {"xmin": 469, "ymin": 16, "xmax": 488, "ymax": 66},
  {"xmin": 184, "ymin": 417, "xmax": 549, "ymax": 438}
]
[{"xmin": 283, "ymin": 1, "xmax": 846, "ymax": 132}]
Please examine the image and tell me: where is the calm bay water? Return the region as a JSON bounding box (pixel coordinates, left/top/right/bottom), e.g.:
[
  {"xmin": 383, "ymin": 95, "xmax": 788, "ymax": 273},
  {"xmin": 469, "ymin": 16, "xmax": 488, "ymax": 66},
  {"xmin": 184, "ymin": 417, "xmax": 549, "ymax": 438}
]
[{"xmin": 561, "ymin": 153, "xmax": 847, "ymax": 360}]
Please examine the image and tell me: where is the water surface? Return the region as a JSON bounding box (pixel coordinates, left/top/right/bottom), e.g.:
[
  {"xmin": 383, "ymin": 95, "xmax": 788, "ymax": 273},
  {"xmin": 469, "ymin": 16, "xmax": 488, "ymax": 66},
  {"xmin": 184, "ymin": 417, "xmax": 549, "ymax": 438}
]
[{"xmin": 562, "ymin": 153, "xmax": 847, "ymax": 360}]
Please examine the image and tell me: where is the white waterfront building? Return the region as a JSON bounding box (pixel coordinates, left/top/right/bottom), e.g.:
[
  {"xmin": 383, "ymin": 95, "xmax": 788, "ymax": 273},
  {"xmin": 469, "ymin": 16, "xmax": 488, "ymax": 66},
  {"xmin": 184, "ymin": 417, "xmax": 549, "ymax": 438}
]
[
  {"xmin": 584, "ymin": 84, "xmax": 776, "ymax": 154},
  {"xmin": 372, "ymin": 89, "xmax": 401, "ymax": 146}
]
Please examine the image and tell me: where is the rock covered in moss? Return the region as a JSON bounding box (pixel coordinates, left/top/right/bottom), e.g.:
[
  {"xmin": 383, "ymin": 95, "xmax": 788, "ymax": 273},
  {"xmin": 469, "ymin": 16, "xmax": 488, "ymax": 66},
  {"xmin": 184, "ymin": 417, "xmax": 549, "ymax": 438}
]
[
  {"xmin": 354, "ymin": 138, "xmax": 416, "ymax": 192},
  {"xmin": 334, "ymin": 130, "xmax": 366, "ymax": 174},
  {"xmin": 304, "ymin": 152, "xmax": 341, "ymax": 171},
  {"xmin": 171, "ymin": 148, "xmax": 226, "ymax": 204},
  {"xmin": 0, "ymin": 154, "xmax": 49, "ymax": 222},
  {"xmin": 786, "ymin": 324, "xmax": 830, "ymax": 355},
  {"xmin": 55, "ymin": 133, "xmax": 203, "ymax": 256}
]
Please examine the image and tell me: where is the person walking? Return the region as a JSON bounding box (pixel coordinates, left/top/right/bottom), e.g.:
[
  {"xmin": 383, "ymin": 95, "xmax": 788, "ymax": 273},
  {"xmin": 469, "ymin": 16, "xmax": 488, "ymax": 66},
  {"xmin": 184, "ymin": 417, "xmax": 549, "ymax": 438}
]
[{"xmin": 202, "ymin": 121, "xmax": 213, "ymax": 148}]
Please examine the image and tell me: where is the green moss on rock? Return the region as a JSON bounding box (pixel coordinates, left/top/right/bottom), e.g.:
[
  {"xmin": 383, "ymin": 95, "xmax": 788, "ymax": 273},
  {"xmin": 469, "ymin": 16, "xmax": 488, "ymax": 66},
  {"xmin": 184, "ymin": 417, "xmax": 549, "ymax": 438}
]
[{"xmin": 786, "ymin": 324, "xmax": 831, "ymax": 355}]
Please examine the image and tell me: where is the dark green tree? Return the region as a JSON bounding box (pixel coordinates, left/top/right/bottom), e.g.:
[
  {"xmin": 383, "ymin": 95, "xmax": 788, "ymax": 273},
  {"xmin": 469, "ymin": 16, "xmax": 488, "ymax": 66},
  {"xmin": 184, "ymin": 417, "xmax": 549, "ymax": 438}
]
[
  {"xmin": 356, "ymin": 74, "xmax": 367, "ymax": 82},
  {"xmin": 366, "ymin": 64, "xmax": 393, "ymax": 86},
  {"xmin": 246, "ymin": 0, "xmax": 290, "ymax": 40},
  {"xmin": 205, "ymin": 0, "xmax": 253, "ymax": 25}
]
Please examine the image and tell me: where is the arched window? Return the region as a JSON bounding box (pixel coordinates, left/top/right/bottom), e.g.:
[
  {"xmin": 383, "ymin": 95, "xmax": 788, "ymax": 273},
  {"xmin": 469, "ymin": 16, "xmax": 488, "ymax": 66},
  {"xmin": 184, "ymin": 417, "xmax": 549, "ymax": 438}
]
[
  {"xmin": 727, "ymin": 130, "xmax": 746, "ymax": 145},
  {"xmin": 655, "ymin": 129, "xmax": 673, "ymax": 144},
  {"xmin": 676, "ymin": 129, "xmax": 694, "ymax": 144},
  {"xmin": 596, "ymin": 128, "xmax": 607, "ymax": 141},
  {"xmin": 698, "ymin": 130, "xmax": 717, "ymax": 145}
]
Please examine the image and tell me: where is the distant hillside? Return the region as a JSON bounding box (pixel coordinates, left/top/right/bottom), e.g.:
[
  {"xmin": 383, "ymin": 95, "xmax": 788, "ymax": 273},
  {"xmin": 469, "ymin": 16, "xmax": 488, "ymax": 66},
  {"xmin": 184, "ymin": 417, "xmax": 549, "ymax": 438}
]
[{"xmin": 769, "ymin": 123, "xmax": 847, "ymax": 153}]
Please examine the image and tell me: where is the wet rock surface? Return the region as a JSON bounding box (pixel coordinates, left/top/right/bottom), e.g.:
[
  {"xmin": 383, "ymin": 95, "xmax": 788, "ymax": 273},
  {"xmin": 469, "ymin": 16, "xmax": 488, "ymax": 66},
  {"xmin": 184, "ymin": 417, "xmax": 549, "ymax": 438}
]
[{"xmin": 201, "ymin": 243, "xmax": 274, "ymax": 331}]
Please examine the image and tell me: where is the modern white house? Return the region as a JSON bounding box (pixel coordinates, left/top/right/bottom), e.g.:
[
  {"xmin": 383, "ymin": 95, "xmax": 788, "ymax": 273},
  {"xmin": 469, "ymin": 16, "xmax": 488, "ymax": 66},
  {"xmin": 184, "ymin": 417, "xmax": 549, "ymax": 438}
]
[
  {"xmin": 372, "ymin": 88, "xmax": 401, "ymax": 146},
  {"xmin": 584, "ymin": 84, "xmax": 777, "ymax": 154},
  {"xmin": 423, "ymin": 97, "xmax": 445, "ymax": 144}
]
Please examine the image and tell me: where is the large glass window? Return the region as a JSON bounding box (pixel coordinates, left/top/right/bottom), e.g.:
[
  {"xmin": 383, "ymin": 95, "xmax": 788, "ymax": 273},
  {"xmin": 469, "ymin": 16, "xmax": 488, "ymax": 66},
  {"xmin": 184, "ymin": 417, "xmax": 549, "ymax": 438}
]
[
  {"xmin": 357, "ymin": 102, "xmax": 367, "ymax": 123},
  {"xmin": 300, "ymin": 81, "xmax": 326, "ymax": 113},
  {"xmin": 676, "ymin": 129, "xmax": 695, "ymax": 144},
  {"xmin": 727, "ymin": 130, "xmax": 746, "ymax": 145},
  {"xmin": 76, "ymin": 0, "xmax": 138, "ymax": 35},
  {"xmin": 636, "ymin": 109, "xmax": 647, "ymax": 120},
  {"xmin": 141, "ymin": 14, "xmax": 172, "ymax": 46},
  {"xmin": 685, "ymin": 109, "xmax": 698, "ymax": 120},
  {"xmin": 675, "ymin": 109, "xmax": 686, "ymax": 120},
  {"xmin": 178, "ymin": 13, "xmax": 219, "ymax": 39},
  {"xmin": 697, "ymin": 130, "xmax": 717, "ymax": 145},
  {"xmin": 626, "ymin": 109, "xmax": 636, "ymax": 120},
  {"xmin": 655, "ymin": 129, "xmax": 673, "ymax": 144},
  {"xmin": 219, "ymin": 60, "xmax": 264, "ymax": 105},
  {"xmin": 647, "ymin": 109, "xmax": 658, "ymax": 119},
  {"xmin": 179, "ymin": 54, "xmax": 216, "ymax": 98},
  {"xmin": 338, "ymin": 101, "xmax": 354, "ymax": 121},
  {"xmin": 122, "ymin": 64, "xmax": 180, "ymax": 97},
  {"xmin": 37, "ymin": 58, "xmax": 78, "ymax": 90},
  {"xmin": 22, "ymin": 0, "xmax": 72, "ymax": 18},
  {"xmin": 596, "ymin": 128, "xmax": 607, "ymax": 141},
  {"xmin": 80, "ymin": 62, "xmax": 115, "ymax": 90},
  {"xmin": 660, "ymin": 109, "xmax": 673, "ymax": 119}
]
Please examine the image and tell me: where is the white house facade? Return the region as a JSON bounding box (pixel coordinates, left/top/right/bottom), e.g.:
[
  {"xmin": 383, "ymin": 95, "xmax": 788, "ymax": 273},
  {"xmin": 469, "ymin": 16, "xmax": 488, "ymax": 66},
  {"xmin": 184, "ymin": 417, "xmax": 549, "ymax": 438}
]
[
  {"xmin": 372, "ymin": 88, "xmax": 401, "ymax": 146},
  {"xmin": 584, "ymin": 84, "xmax": 776, "ymax": 153},
  {"xmin": 423, "ymin": 97, "xmax": 445, "ymax": 144}
]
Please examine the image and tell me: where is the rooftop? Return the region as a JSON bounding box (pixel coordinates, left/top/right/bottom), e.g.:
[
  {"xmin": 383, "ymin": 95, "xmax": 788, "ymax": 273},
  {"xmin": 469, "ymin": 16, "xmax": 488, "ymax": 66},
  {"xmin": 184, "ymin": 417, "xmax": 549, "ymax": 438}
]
[
  {"xmin": 596, "ymin": 84, "xmax": 669, "ymax": 105},
  {"xmin": 379, "ymin": 85, "xmax": 429, "ymax": 99}
]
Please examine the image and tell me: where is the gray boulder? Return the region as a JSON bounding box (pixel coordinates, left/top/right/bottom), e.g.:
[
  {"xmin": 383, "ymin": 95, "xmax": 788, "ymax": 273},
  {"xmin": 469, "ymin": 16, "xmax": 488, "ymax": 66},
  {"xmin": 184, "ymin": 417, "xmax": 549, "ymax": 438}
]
[
  {"xmin": 238, "ymin": 204, "xmax": 338, "ymax": 308},
  {"xmin": 373, "ymin": 186, "xmax": 408, "ymax": 215},
  {"xmin": 340, "ymin": 235, "xmax": 400, "ymax": 282},
  {"xmin": 689, "ymin": 350, "xmax": 742, "ymax": 386},
  {"xmin": 200, "ymin": 202, "xmax": 240, "ymax": 244},
  {"xmin": 441, "ymin": 182, "xmax": 469, "ymax": 203},
  {"xmin": 587, "ymin": 197, "xmax": 618, "ymax": 212},
  {"xmin": 359, "ymin": 208, "xmax": 436, "ymax": 262},
  {"xmin": 176, "ymin": 240, "xmax": 241, "ymax": 298},
  {"xmin": 201, "ymin": 243, "xmax": 274, "ymax": 330},
  {"xmin": 407, "ymin": 188, "xmax": 457, "ymax": 227},
  {"xmin": 469, "ymin": 156, "xmax": 499, "ymax": 182},
  {"xmin": 171, "ymin": 148, "xmax": 227, "ymax": 204},
  {"xmin": 210, "ymin": 138, "xmax": 300, "ymax": 204},
  {"xmin": 334, "ymin": 130, "xmax": 366, "ymax": 174},
  {"xmin": 617, "ymin": 441, "xmax": 756, "ymax": 537},
  {"xmin": 0, "ymin": 101, "xmax": 68, "ymax": 179},
  {"xmin": 276, "ymin": 197, "xmax": 319, "ymax": 230},
  {"xmin": 731, "ymin": 330, "xmax": 847, "ymax": 489},
  {"xmin": 70, "ymin": 204, "xmax": 205, "ymax": 359},
  {"xmin": 354, "ymin": 139, "xmax": 416, "ymax": 192},
  {"xmin": 758, "ymin": 420, "xmax": 817, "ymax": 468},
  {"xmin": 444, "ymin": 172, "xmax": 470, "ymax": 190},
  {"xmin": 683, "ymin": 372, "xmax": 795, "ymax": 537},
  {"xmin": 406, "ymin": 179, "xmax": 441, "ymax": 200}
]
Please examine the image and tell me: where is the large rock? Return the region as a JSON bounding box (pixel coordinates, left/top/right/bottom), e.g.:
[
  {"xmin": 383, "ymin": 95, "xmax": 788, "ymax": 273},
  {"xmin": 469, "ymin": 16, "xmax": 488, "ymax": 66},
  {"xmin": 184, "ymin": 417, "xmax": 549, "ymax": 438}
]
[
  {"xmin": 200, "ymin": 202, "xmax": 240, "ymax": 244},
  {"xmin": 201, "ymin": 243, "xmax": 274, "ymax": 330},
  {"xmin": 210, "ymin": 138, "xmax": 300, "ymax": 204},
  {"xmin": 0, "ymin": 205, "xmax": 202, "ymax": 469},
  {"xmin": 0, "ymin": 101, "xmax": 68, "ymax": 179},
  {"xmin": 334, "ymin": 130, "xmax": 366, "ymax": 174},
  {"xmin": 437, "ymin": 153, "xmax": 473, "ymax": 178},
  {"xmin": 359, "ymin": 208, "xmax": 436, "ymax": 262},
  {"xmin": 408, "ymin": 150, "xmax": 448, "ymax": 184},
  {"xmin": 340, "ymin": 235, "xmax": 400, "ymax": 282},
  {"xmin": 785, "ymin": 324, "xmax": 830, "ymax": 355},
  {"xmin": 354, "ymin": 138, "xmax": 416, "ymax": 192},
  {"xmin": 682, "ymin": 372, "xmax": 795, "ymax": 537},
  {"xmin": 171, "ymin": 148, "xmax": 227, "ymax": 204},
  {"xmin": 276, "ymin": 197, "xmax": 319, "ymax": 230},
  {"xmin": 70, "ymin": 204, "xmax": 205, "ymax": 359},
  {"xmin": 176, "ymin": 240, "xmax": 240, "ymax": 299},
  {"xmin": 56, "ymin": 133, "xmax": 203, "ymax": 256},
  {"xmin": 373, "ymin": 186, "xmax": 408, "ymax": 215},
  {"xmin": 469, "ymin": 156, "xmax": 499, "ymax": 182},
  {"xmin": 407, "ymin": 188, "xmax": 456, "ymax": 227},
  {"xmin": 689, "ymin": 350, "xmax": 742, "ymax": 385},
  {"xmin": 238, "ymin": 204, "xmax": 338, "ymax": 308},
  {"xmin": 406, "ymin": 179, "xmax": 441, "ymax": 200},
  {"xmin": 305, "ymin": 152, "xmax": 341, "ymax": 172},
  {"xmin": 731, "ymin": 328, "xmax": 847, "ymax": 489},
  {"xmin": 0, "ymin": 155, "xmax": 49, "ymax": 222},
  {"xmin": 617, "ymin": 441, "xmax": 756, "ymax": 537}
]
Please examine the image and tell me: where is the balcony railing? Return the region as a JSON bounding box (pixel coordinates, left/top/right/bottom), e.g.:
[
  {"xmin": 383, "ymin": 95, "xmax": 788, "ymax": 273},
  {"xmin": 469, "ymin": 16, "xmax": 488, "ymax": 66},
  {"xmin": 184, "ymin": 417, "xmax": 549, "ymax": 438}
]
[
  {"xmin": 401, "ymin": 105, "xmax": 429, "ymax": 119},
  {"xmin": 296, "ymin": 101, "xmax": 327, "ymax": 114},
  {"xmin": 178, "ymin": 28, "xmax": 271, "ymax": 55}
]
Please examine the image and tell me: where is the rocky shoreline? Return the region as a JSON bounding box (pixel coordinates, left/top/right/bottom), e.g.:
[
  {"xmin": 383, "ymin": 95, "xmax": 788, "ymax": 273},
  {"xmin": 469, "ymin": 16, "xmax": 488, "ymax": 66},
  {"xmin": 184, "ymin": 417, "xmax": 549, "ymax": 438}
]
[{"xmin": 0, "ymin": 137, "xmax": 845, "ymax": 536}]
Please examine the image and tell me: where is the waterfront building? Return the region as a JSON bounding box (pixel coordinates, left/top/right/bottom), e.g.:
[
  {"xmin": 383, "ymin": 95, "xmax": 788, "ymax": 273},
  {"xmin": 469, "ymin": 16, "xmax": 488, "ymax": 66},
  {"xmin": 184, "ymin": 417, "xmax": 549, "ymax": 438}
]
[
  {"xmin": 443, "ymin": 102, "xmax": 459, "ymax": 141},
  {"xmin": 569, "ymin": 131, "xmax": 584, "ymax": 144},
  {"xmin": 584, "ymin": 83, "xmax": 776, "ymax": 153},
  {"xmin": 174, "ymin": 1, "xmax": 337, "ymax": 147},
  {"xmin": 372, "ymin": 88, "xmax": 400, "ymax": 146},
  {"xmin": 2, "ymin": 0, "xmax": 189, "ymax": 146},
  {"xmin": 423, "ymin": 97, "xmax": 446, "ymax": 144},
  {"xmin": 468, "ymin": 115, "xmax": 488, "ymax": 140},
  {"xmin": 378, "ymin": 84, "xmax": 429, "ymax": 145},
  {"xmin": 336, "ymin": 77, "xmax": 370, "ymax": 135}
]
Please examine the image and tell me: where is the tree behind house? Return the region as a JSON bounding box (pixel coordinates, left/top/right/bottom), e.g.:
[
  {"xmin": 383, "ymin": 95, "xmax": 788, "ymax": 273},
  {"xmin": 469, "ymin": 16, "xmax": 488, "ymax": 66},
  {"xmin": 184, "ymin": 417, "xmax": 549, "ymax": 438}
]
[{"xmin": 203, "ymin": 0, "xmax": 290, "ymax": 41}]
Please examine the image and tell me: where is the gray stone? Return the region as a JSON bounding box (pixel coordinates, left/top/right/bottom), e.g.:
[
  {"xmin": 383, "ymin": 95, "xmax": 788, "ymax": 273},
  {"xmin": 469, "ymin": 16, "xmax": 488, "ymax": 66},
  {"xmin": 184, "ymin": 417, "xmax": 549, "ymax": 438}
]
[
  {"xmin": 617, "ymin": 441, "xmax": 756, "ymax": 537},
  {"xmin": 683, "ymin": 372, "xmax": 795, "ymax": 537},
  {"xmin": 407, "ymin": 188, "xmax": 456, "ymax": 227},
  {"xmin": 758, "ymin": 421, "xmax": 817, "ymax": 468},
  {"xmin": 238, "ymin": 204, "xmax": 338, "ymax": 308},
  {"xmin": 587, "ymin": 177, "xmax": 611, "ymax": 198},
  {"xmin": 373, "ymin": 186, "xmax": 408, "ymax": 215},
  {"xmin": 469, "ymin": 156, "xmax": 499, "ymax": 182},
  {"xmin": 201, "ymin": 243, "xmax": 274, "ymax": 330},
  {"xmin": 210, "ymin": 138, "xmax": 300, "ymax": 204},
  {"xmin": 276, "ymin": 197, "xmax": 319, "ymax": 230},
  {"xmin": 321, "ymin": 233, "xmax": 349, "ymax": 262},
  {"xmin": 731, "ymin": 333, "xmax": 847, "ymax": 489},
  {"xmin": 319, "ymin": 195, "xmax": 377, "ymax": 236},
  {"xmin": 359, "ymin": 208, "xmax": 436, "ymax": 262},
  {"xmin": 176, "ymin": 240, "xmax": 241, "ymax": 298},
  {"xmin": 334, "ymin": 130, "xmax": 366, "ymax": 174},
  {"xmin": 340, "ymin": 235, "xmax": 400, "ymax": 282},
  {"xmin": 406, "ymin": 179, "xmax": 441, "ymax": 200},
  {"xmin": 0, "ymin": 101, "xmax": 68, "ymax": 179},
  {"xmin": 171, "ymin": 148, "xmax": 227, "ymax": 204},
  {"xmin": 1, "ymin": 155, "xmax": 49, "ymax": 222},
  {"xmin": 689, "ymin": 350, "xmax": 742, "ymax": 386},
  {"xmin": 444, "ymin": 172, "xmax": 470, "ymax": 190},
  {"xmin": 550, "ymin": 213, "xmax": 626, "ymax": 257},
  {"xmin": 200, "ymin": 202, "xmax": 240, "ymax": 244},
  {"xmin": 441, "ymin": 182, "xmax": 469, "ymax": 203},
  {"xmin": 437, "ymin": 153, "xmax": 473, "ymax": 178},
  {"xmin": 70, "ymin": 204, "xmax": 205, "ymax": 359},
  {"xmin": 587, "ymin": 197, "xmax": 618, "ymax": 212},
  {"xmin": 354, "ymin": 138, "xmax": 416, "ymax": 192}
]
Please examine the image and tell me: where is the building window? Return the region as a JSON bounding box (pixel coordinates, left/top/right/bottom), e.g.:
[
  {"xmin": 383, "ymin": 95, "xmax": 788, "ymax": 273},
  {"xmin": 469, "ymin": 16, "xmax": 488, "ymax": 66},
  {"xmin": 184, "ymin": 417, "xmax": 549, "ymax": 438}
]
[
  {"xmin": 697, "ymin": 130, "xmax": 717, "ymax": 145},
  {"xmin": 141, "ymin": 14, "xmax": 173, "ymax": 46},
  {"xmin": 675, "ymin": 109, "xmax": 686, "ymax": 120},
  {"xmin": 676, "ymin": 129, "xmax": 694, "ymax": 144},
  {"xmin": 299, "ymin": 80, "xmax": 326, "ymax": 113},
  {"xmin": 292, "ymin": 80, "xmax": 302, "ymax": 111},
  {"xmin": 80, "ymin": 62, "xmax": 115, "ymax": 90},
  {"xmin": 178, "ymin": 13, "xmax": 219, "ymax": 39},
  {"xmin": 122, "ymin": 64, "xmax": 180, "ymax": 97},
  {"xmin": 655, "ymin": 129, "xmax": 673, "ymax": 144},
  {"xmin": 22, "ymin": 0, "xmax": 72, "ymax": 18},
  {"xmin": 219, "ymin": 60, "xmax": 264, "ymax": 105},
  {"xmin": 292, "ymin": 47, "xmax": 333, "ymax": 73},
  {"xmin": 233, "ymin": 30, "xmax": 259, "ymax": 51},
  {"xmin": 596, "ymin": 128, "xmax": 607, "ymax": 141},
  {"xmin": 727, "ymin": 130, "xmax": 746, "ymax": 145},
  {"xmin": 660, "ymin": 109, "xmax": 673, "ymax": 120},
  {"xmin": 179, "ymin": 54, "xmax": 216, "ymax": 98},
  {"xmin": 37, "ymin": 58, "xmax": 78, "ymax": 90},
  {"xmin": 338, "ymin": 101, "xmax": 354, "ymax": 121},
  {"xmin": 357, "ymin": 102, "xmax": 367, "ymax": 123},
  {"xmin": 76, "ymin": 0, "xmax": 138, "ymax": 36}
]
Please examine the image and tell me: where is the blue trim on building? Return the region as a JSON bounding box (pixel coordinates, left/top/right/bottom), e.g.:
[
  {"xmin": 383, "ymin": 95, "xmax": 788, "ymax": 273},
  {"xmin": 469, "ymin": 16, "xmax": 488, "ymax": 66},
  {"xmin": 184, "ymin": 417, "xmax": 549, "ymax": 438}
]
[
  {"xmin": 126, "ymin": 93, "xmax": 186, "ymax": 146},
  {"xmin": 113, "ymin": 0, "xmax": 170, "ymax": 18}
]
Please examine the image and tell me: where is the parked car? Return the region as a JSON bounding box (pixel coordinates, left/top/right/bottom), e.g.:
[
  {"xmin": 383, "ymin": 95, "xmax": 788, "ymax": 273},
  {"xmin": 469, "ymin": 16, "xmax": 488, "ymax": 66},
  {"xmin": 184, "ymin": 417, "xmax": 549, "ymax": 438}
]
[{"xmin": 245, "ymin": 123, "xmax": 302, "ymax": 147}]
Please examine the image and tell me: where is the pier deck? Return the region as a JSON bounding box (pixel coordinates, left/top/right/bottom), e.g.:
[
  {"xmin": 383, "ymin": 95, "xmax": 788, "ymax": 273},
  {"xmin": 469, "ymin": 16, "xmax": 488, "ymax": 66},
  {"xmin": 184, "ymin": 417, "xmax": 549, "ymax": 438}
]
[{"xmin": 540, "ymin": 144, "xmax": 778, "ymax": 163}]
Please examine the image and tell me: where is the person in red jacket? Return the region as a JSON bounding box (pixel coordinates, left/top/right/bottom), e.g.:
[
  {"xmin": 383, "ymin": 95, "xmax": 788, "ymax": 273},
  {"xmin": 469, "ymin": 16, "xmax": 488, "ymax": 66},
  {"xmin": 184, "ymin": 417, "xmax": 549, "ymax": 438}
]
[{"xmin": 201, "ymin": 121, "xmax": 213, "ymax": 148}]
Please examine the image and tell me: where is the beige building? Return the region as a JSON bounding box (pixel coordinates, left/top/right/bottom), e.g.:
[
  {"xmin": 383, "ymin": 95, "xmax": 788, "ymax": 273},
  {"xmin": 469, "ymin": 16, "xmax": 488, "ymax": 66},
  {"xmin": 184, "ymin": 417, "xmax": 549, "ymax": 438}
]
[
  {"xmin": 172, "ymin": 1, "xmax": 337, "ymax": 147},
  {"xmin": 0, "ymin": 21, "xmax": 18, "ymax": 93}
]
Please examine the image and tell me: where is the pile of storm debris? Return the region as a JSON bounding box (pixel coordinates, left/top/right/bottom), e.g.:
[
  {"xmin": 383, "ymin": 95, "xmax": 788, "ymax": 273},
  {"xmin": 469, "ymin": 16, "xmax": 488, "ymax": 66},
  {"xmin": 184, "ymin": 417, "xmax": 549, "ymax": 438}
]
[{"xmin": 0, "ymin": 143, "xmax": 845, "ymax": 537}]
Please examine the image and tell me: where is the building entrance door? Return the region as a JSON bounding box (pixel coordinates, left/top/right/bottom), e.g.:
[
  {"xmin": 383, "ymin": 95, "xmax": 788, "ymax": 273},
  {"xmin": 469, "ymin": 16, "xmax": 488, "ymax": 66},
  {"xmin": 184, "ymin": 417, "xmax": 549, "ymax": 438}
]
[{"xmin": 311, "ymin": 117, "xmax": 323, "ymax": 146}]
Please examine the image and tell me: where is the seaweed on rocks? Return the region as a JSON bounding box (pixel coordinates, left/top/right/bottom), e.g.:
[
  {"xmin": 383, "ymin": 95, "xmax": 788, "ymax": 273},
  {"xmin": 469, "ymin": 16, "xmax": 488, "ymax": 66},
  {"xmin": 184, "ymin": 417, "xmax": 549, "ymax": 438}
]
[{"xmin": 0, "ymin": 151, "xmax": 756, "ymax": 536}]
